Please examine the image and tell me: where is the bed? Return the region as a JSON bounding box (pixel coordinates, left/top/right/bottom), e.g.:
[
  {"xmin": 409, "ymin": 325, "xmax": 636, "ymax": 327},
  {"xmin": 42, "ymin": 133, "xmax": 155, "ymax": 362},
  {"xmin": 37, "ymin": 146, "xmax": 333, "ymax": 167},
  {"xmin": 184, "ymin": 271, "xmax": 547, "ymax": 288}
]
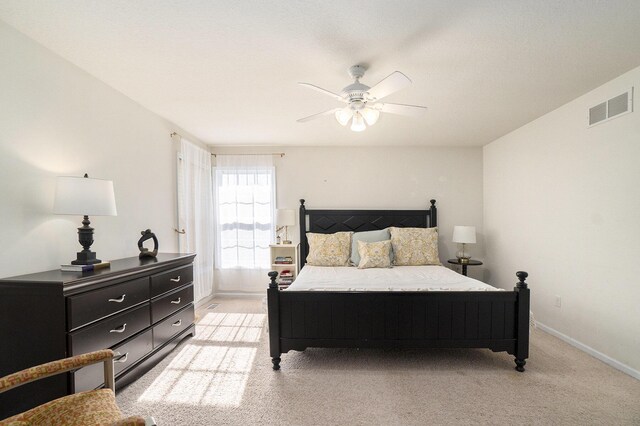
[{"xmin": 267, "ymin": 199, "xmax": 530, "ymax": 372}]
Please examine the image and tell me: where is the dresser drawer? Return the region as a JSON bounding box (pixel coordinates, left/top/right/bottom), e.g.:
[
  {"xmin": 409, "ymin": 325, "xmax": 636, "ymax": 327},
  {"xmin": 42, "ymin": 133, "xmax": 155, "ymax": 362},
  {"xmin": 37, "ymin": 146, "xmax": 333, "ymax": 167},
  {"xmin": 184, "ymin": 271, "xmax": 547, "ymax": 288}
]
[
  {"xmin": 73, "ymin": 329, "xmax": 153, "ymax": 393},
  {"xmin": 69, "ymin": 303, "xmax": 151, "ymax": 356},
  {"xmin": 153, "ymin": 304, "xmax": 194, "ymax": 348},
  {"xmin": 67, "ymin": 277, "xmax": 150, "ymax": 330},
  {"xmin": 150, "ymin": 265, "xmax": 193, "ymax": 298},
  {"xmin": 113, "ymin": 329, "xmax": 154, "ymax": 376},
  {"xmin": 151, "ymin": 284, "xmax": 194, "ymax": 323}
]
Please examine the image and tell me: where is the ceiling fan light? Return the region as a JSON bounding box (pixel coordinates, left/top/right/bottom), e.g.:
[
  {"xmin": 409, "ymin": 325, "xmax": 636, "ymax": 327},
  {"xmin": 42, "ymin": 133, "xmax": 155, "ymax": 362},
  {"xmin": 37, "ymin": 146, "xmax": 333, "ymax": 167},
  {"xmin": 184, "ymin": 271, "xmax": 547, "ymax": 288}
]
[
  {"xmin": 350, "ymin": 112, "xmax": 366, "ymax": 132},
  {"xmin": 362, "ymin": 107, "xmax": 380, "ymax": 126},
  {"xmin": 335, "ymin": 108, "xmax": 352, "ymax": 126}
]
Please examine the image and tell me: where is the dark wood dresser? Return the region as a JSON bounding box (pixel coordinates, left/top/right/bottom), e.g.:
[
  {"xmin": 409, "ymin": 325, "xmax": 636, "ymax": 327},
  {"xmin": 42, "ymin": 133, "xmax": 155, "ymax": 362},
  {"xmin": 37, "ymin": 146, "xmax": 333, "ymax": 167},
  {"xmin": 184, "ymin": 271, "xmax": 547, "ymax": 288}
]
[{"xmin": 0, "ymin": 253, "xmax": 196, "ymax": 419}]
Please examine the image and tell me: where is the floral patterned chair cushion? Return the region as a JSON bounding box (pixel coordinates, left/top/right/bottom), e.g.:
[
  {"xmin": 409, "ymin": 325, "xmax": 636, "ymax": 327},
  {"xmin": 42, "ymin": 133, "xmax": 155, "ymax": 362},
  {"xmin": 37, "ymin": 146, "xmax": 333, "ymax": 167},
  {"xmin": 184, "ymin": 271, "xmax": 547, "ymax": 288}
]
[{"xmin": 0, "ymin": 389, "xmax": 133, "ymax": 426}]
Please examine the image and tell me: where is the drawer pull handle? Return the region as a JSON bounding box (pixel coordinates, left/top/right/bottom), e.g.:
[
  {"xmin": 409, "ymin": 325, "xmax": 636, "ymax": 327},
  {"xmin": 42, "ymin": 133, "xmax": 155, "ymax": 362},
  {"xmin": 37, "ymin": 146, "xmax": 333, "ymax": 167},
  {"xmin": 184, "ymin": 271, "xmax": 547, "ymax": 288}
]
[
  {"xmin": 170, "ymin": 297, "xmax": 181, "ymax": 304},
  {"xmin": 114, "ymin": 352, "xmax": 129, "ymax": 363},
  {"xmin": 172, "ymin": 319, "xmax": 182, "ymax": 327},
  {"xmin": 170, "ymin": 276, "xmax": 181, "ymax": 283},
  {"xmin": 110, "ymin": 323, "xmax": 127, "ymax": 333},
  {"xmin": 108, "ymin": 294, "xmax": 126, "ymax": 303}
]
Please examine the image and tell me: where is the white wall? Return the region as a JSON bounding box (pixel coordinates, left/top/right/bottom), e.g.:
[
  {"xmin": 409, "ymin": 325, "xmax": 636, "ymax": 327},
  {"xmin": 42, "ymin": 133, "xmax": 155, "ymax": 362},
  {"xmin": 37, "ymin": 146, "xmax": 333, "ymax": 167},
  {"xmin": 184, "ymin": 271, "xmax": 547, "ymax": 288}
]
[
  {"xmin": 212, "ymin": 146, "xmax": 484, "ymax": 293},
  {"xmin": 484, "ymin": 66, "xmax": 640, "ymax": 374},
  {"xmin": 0, "ymin": 20, "xmax": 201, "ymax": 278}
]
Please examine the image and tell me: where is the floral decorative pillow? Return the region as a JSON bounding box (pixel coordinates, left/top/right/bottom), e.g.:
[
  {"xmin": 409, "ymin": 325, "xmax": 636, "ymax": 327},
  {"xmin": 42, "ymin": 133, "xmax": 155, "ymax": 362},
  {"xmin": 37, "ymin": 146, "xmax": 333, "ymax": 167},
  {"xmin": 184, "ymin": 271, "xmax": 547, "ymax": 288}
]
[
  {"xmin": 306, "ymin": 232, "xmax": 353, "ymax": 266},
  {"xmin": 350, "ymin": 229, "xmax": 392, "ymax": 266},
  {"xmin": 389, "ymin": 227, "xmax": 440, "ymax": 266},
  {"xmin": 357, "ymin": 240, "xmax": 392, "ymax": 269}
]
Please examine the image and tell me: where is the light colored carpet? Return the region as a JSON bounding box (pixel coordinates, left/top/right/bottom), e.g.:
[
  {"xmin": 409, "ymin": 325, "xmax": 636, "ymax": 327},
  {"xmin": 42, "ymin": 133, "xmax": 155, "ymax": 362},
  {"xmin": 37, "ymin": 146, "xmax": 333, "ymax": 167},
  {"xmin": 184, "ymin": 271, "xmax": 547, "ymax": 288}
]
[{"xmin": 117, "ymin": 297, "xmax": 640, "ymax": 425}]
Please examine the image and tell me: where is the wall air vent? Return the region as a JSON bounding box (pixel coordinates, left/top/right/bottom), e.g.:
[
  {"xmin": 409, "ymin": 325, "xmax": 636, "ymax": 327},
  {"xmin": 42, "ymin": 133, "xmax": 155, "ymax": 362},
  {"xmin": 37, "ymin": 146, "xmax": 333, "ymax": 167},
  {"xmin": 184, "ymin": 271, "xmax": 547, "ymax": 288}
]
[{"xmin": 588, "ymin": 87, "xmax": 634, "ymax": 127}]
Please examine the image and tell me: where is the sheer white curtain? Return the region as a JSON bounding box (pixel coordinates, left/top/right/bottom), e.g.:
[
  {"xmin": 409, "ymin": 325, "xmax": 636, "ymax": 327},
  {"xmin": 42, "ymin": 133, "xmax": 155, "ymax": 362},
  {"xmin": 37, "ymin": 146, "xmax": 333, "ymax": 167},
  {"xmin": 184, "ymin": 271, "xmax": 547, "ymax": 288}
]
[
  {"xmin": 214, "ymin": 155, "xmax": 275, "ymax": 269},
  {"xmin": 177, "ymin": 139, "xmax": 215, "ymax": 302}
]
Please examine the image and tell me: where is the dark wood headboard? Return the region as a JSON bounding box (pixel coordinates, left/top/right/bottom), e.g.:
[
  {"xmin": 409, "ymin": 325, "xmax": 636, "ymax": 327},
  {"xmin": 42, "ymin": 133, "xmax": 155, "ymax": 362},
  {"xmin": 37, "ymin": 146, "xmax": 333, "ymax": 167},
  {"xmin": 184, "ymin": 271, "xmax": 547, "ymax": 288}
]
[{"xmin": 298, "ymin": 199, "xmax": 437, "ymax": 267}]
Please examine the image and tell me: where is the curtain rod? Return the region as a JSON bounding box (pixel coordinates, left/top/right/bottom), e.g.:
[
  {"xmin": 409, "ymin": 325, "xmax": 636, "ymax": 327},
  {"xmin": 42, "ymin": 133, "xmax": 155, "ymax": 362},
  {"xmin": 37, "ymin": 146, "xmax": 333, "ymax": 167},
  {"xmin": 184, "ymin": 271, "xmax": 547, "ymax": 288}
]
[
  {"xmin": 211, "ymin": 153, "xmax": 285, "ymax": 157},
  {"xmin": 171, "ymin": 133, "xmax": 284, "ymax": 157}
]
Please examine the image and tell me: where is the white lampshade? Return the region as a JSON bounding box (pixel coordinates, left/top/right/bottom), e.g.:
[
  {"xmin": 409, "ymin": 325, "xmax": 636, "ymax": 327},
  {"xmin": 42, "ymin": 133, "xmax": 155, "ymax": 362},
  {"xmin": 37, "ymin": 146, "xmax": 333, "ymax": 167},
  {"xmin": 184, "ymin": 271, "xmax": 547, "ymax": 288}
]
[
  {"xmin": 361, "ymin": 107, "xmax": 380, "ymax": 126},
  {"xmin": 350, "ymin": 111, "xmax": 366, "ymax": 132},
  {"xmin": 54, "ymin": 175, "xmax": 117, "ymax": 216},
  {"xmin": 452, "ymin": 226, "xmax": 476, "ymax": 244},
  {"xmin": 276, "ymin": 209, "xmax": 295, "ymax": 226},
  {"xmin": 335, "ymin": 107, "xmax": 352, "ymax": 126}
]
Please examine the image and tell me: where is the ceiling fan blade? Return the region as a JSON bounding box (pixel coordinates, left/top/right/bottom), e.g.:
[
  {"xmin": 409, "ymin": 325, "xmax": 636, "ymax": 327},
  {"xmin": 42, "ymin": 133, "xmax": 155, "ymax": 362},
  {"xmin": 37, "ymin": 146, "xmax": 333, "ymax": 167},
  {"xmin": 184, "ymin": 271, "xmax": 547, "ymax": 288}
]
[
  {"xmin": 297, "ymin": 108, "xmax": 340, "ymax": 123},
  {"xmin": 298, "ymin": 83, "xmax": 345, "ymax": 102},
  {"xmin": 367, "ymin": 71, "xmax": 412, "ymax": 101},
  {"xmin": 378, "ymin": 103, "xmax": 428, "ymax": 117}
]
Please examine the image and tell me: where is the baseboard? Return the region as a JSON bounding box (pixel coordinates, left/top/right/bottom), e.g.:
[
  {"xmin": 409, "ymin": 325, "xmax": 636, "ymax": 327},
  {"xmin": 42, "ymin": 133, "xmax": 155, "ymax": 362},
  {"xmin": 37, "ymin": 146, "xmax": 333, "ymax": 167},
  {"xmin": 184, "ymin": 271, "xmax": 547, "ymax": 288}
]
[
  {"xmin": 213, "ymin": 292, "xmax": 264, "ymax": 298},
  {"xmin": 195, "ymin": 293, "xmax": 217, "ymax": 310},
  {"xmin": 536, "ymin": 322, "xmax": 640, "ymax": 381}
]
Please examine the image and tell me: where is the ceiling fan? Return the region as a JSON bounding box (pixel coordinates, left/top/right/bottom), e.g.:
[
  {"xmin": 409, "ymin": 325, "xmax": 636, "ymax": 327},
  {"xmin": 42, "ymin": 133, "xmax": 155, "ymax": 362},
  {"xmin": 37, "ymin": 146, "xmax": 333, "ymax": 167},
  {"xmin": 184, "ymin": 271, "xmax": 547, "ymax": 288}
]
[{"xmin": 297, "ymin": 65, "xmax": 428, "ymax": 132}]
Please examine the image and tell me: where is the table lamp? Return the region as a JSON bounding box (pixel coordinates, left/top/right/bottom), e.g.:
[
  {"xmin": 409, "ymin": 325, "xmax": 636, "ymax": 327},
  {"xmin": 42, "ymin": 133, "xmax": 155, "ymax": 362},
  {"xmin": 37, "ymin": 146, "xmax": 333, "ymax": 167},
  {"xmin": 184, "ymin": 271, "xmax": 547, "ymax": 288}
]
[
  {"xmin": 276, "ymin": 209, "xmax": 295, "ymax": 244},
  {"xmin": 452, "ymin": 226, "xmax": 476, "ymax": 264},
  {"xmin": 54, "ymin": 173, "xmax": 117, "ymax": 265}
]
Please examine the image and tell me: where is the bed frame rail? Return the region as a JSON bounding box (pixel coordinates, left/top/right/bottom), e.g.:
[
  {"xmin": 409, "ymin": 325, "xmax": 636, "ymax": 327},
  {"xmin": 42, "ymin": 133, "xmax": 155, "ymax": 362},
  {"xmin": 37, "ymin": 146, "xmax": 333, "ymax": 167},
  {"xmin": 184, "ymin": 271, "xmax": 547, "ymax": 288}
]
[{"xmin": 267, "ymin": 271, "xmax": 530, "ymax": 372}]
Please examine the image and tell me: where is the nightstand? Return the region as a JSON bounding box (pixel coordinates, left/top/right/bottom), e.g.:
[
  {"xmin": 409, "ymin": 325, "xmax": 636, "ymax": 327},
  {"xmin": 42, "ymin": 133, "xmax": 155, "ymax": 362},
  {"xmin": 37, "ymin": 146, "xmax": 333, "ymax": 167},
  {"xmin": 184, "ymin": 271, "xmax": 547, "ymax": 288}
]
[
  {"xmin": 270, "ymin": 244, "xmax": 299, "ymax": 290},
  {"xmin": 447, "ymin": 259, "xmax": 483, "ymax": 276}
]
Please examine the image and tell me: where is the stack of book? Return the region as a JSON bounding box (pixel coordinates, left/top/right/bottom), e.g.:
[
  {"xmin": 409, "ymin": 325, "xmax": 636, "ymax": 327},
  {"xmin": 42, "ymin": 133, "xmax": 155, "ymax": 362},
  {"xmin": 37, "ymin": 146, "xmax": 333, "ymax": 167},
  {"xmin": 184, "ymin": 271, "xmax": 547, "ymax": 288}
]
[
  {"xmin": 274, "ymin": 256, "xmax": 293, "ymax": 264},
  {"xmin": 61, "ymin": 261, "xmax": 111, "ymax": 272},
  {"xmin": 278, "ymin": 269, "xmax": 294, "ymax": 289}
]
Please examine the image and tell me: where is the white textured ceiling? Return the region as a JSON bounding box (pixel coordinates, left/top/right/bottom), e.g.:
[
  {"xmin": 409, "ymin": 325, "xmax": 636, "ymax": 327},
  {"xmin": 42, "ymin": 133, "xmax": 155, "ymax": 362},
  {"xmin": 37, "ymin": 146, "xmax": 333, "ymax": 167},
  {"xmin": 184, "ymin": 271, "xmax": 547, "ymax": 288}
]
[{"xmin": 1, "ymin": 1, "xmax": 640, "ymax": 146}]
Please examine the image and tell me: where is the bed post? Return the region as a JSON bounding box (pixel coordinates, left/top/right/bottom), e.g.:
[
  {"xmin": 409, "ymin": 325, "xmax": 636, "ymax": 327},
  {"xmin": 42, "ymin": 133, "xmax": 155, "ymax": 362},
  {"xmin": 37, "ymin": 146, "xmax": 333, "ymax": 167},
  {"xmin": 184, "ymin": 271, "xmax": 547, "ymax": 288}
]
[
  {"xmin": 429, "ymin": 199, "xmax": 437, "ymax": 227},
  {"xmin": 267, "ymin": 271, "xmax": 281, "ymax": 370},
  {"xmin": 299, "ymin": 199, "xmax": 307, "ymax": 265},
  {"xmin": 514, "ymin": 271, "xmax": 530, "ymax": 372}
]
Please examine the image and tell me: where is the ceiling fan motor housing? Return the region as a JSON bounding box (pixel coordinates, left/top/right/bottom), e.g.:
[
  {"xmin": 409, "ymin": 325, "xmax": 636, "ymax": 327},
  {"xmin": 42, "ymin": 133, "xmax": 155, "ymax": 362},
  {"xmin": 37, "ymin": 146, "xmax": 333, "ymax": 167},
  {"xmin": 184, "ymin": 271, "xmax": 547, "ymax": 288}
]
[
  {"xmin": 343, "ymin": 65, "xmax": 371, "ymax": 104},
  {"xmin": 341, "ymin": 81, "xmax": 370, "ymax": 104}
]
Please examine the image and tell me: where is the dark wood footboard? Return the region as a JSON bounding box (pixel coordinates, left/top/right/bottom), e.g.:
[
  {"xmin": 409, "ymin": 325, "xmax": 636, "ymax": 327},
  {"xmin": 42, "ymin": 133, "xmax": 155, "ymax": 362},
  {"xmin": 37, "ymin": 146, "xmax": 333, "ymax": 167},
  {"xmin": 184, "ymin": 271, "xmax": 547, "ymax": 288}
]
[{"xmin": 267, "ymin": 271, "xmax": 530, "ymax": 372}]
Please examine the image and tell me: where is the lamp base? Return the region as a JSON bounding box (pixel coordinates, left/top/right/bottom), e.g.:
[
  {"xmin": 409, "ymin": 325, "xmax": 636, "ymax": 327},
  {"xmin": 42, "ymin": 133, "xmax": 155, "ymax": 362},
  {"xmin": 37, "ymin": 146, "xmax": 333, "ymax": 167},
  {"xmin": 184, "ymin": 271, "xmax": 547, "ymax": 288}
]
[
  {"xmin": 71, "ymin": 250, "xmax": 101, "ymax": 265},
  {"xmin": 456, "ymin": 243, "xmax": 471, "ymax": 264},
  {"xmin": 72, "ymin": 216, "xmax": 101, "ymax": 265}
]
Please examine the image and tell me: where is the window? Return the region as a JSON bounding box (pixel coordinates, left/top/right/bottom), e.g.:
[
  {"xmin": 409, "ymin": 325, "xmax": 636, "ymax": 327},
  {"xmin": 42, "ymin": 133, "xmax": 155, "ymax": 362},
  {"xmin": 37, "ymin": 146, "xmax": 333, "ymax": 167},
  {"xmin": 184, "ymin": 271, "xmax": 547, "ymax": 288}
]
[{"xmin": 213, "ymin": 155, "xmax": 275, "ymax": 269}]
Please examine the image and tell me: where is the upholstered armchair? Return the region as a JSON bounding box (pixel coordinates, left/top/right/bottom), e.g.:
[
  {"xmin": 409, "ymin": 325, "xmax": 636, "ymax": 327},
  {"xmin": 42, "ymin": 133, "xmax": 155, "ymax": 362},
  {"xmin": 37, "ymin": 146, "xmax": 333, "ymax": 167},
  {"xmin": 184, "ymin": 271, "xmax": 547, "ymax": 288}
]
[{"xmin": 0, "ymin": 349, "xmax": 154, "ymax": 426}]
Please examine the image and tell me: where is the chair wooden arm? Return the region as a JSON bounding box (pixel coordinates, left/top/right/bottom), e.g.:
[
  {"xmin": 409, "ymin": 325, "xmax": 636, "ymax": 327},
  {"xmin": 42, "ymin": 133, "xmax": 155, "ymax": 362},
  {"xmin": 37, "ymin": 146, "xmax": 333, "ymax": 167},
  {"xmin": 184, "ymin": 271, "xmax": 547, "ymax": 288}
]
[{"xmin": 0, "ymin": 349, "xmax": 115, "ymax": 394}]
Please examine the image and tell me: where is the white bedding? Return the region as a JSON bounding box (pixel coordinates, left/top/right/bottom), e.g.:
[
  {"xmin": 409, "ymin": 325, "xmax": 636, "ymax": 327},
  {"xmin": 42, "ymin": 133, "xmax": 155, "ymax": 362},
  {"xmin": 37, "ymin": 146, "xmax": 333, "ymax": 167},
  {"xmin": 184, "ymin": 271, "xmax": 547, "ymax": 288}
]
[{"xmin": 286, "ymin": 265, "xmax": 499, "ymax": 292}]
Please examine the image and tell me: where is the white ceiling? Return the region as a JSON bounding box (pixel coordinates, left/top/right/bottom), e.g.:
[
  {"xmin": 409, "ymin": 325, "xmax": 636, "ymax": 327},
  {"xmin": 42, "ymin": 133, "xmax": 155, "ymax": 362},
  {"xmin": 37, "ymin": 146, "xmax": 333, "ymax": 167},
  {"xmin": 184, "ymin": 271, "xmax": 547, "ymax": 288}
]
[{"xmin": 1, "ymin": 1, "xmax": 640, "ymax": 146}]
